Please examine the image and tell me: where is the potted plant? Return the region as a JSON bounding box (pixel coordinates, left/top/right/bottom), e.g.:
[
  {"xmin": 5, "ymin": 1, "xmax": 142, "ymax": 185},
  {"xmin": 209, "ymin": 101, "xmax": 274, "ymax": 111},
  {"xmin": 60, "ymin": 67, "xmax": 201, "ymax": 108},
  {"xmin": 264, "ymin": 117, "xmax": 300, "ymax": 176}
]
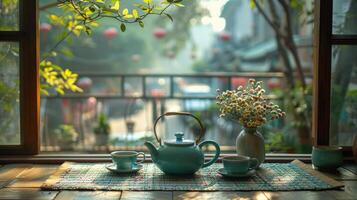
[
  {"xmin": 216, "ymin": 79, "xmax": 285, "ymax": 166},
  {"xmin": 53, "ymin": 124, "xmax": 79, "ymax": 151},
  {"xmin": 93, "ymin": 113, "xmax": 111, "ymax": 146}
]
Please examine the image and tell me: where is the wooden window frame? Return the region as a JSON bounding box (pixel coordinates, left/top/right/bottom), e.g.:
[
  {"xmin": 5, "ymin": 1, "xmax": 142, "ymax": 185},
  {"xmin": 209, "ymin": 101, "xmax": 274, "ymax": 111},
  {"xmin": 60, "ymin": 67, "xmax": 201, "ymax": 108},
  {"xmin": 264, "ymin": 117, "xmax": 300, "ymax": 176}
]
[
  {"xmin": 0, "ymin": 0, "xmax": 40, "ymax": 155},
  {"xmin": 0, "ymin": 0, "xmax": 354, "ymax": 160},
  {"xmin": 313, "ymin": 0, "xmax": 357, "ymax": 155}
]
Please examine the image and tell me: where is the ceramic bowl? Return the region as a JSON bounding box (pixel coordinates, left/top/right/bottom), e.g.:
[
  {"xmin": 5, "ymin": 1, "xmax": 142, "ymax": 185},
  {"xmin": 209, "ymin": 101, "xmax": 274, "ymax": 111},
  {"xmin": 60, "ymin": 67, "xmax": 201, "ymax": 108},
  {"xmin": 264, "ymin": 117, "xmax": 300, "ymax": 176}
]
[{"xmin": 312, "ymin": 146, "xmax": 343, "ymax": 170}]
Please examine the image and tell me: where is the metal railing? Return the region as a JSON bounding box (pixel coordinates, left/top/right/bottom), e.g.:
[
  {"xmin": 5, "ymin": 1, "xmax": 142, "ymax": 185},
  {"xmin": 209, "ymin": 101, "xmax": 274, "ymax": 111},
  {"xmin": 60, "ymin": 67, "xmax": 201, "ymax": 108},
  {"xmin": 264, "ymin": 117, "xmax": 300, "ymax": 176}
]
[
  {"xmin": 43, "ymin": 72, "xmax": 286, "ymax": 100},
  {"xmin": 40, "ymin": 72, "xmax": 290, "ymax": 152}
]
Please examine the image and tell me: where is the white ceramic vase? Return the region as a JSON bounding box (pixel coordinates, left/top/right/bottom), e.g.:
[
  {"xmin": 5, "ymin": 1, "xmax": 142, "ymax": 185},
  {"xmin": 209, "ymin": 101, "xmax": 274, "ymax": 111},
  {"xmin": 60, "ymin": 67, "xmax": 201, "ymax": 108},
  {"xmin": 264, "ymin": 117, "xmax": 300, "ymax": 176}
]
[{"xmin": 236, "ymin": 127, "xmax": 265, "ymax": 167}]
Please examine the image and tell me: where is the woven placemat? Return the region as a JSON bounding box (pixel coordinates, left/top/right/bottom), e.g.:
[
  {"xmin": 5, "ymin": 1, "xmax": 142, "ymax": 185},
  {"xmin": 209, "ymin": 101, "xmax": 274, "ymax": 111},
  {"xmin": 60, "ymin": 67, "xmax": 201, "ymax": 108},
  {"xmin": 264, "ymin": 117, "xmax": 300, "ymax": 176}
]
[{"xmin": 41, "ymin": 160, "xmax": 343, "ymax": 191}]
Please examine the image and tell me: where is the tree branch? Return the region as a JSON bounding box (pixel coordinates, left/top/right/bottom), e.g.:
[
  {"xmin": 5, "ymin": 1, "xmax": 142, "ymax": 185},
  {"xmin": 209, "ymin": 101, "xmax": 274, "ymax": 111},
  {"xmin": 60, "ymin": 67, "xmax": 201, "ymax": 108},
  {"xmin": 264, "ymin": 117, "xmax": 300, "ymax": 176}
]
[
  {"xmin": 277, "ymin": 0, "xmax": 306, "ymax": 88},
  {"xmin": 252, "ymin": 0, "xmax": 287, "ymax": 40},
  {"xmin": 267, "ymin": 0, "xmax": 295, "ymax": 88},
  {"xmin": 40, "ymin": 29, "xmax": 73, "ymax": 62}
]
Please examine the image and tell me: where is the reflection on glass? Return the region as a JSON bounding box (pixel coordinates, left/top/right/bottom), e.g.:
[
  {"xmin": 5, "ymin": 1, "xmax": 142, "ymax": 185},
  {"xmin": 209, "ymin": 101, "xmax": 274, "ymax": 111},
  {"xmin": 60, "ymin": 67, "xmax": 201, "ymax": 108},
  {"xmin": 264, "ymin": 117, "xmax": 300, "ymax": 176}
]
[
  {"xmin": 333, "ymin": 0, "xmax": 357, "ymax": 34},
  {"xmin": 0, "ymin": 0, "xmax": 19, "ymax": 31},
  {"xmin": 330, "ymin": 45, "xmax": 357, "ymax": 146},
  {"xmin": 0, "ymin": 42, "xmax": 20, "ymax": 145}
]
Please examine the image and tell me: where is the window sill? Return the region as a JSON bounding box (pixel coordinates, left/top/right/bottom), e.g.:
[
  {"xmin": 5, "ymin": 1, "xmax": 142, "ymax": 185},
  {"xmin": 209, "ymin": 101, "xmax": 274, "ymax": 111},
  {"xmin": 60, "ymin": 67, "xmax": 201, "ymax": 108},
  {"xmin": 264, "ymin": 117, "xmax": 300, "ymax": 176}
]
[{"xmin": 0, "ymin": 153, "xmax": 319, "ymax": 164}]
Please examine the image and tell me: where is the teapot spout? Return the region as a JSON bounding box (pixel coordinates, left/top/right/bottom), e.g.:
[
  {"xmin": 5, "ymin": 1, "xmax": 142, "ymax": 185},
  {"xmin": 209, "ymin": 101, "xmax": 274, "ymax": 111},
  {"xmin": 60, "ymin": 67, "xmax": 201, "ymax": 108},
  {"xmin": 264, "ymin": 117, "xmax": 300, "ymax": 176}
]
[{"xmin": 144, "ymin": 141, "xmax": 159, "ymax": 162}]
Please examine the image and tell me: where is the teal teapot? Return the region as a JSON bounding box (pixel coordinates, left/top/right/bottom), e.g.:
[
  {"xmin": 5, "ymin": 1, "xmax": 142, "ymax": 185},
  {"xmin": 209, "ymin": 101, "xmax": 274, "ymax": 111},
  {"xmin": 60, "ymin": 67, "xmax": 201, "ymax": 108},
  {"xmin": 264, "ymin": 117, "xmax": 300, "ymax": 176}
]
[{"xmin": 144, "ymin": 112, "xmax": 220, "ymax": 175}]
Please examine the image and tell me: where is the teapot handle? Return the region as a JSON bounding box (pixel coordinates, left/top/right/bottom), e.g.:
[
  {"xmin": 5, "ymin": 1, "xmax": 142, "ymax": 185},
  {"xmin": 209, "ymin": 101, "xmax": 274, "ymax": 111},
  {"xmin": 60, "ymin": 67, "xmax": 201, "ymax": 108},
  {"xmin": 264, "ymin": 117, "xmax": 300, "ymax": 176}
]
[
  {"xmin": 153, "ymin": 112, "xmax": 205, "ymax": 146},
  {"xmin": 198, "ymin": 141, "xmax": 220, "ymax": 168}
]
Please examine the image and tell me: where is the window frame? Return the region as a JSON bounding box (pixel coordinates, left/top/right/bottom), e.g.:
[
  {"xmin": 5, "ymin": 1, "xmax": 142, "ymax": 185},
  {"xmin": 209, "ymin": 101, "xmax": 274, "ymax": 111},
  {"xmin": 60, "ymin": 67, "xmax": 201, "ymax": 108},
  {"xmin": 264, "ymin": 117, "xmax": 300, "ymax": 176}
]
[
  {"xmin": 0, "ymin": 0, "xmax": 40, "ymax": 155},
  {"xmin": 313, "ymin": 0, "xmax": 357, "ymax": 154},
  {"xmin": 0, "ymin": 0, "xmax": 354, "ymax": 159}
]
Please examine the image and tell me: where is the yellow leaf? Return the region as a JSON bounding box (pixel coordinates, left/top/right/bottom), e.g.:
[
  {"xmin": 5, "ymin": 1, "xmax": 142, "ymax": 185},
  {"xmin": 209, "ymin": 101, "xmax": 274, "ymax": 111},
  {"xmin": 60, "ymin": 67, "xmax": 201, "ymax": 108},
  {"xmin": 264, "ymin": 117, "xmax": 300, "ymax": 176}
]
[
  {"xmin": 143, "ymin": 0, "xmax": 152, "ymax": 4},
  {"xmin": 174, "ymin": 3, "xmax": 184, "ymax": 7},
  {"xmin": 123, "ymin": 14, "xmax": 133, "ymax": 19},
  {"xmin": 122, "ymin": 8, "xmax": 129, "ymax": 15},
  {"xmin": 112, "ymin": 0, "xmax": 120, "ymax": 10},
  {"xmin": 90, "ymin": 21, "xmax": 99, "ymax": 27},
  {"xmin": 132, "ymin": 9, "xmax": 139, "ymax": 18},
  {"xmin": 73, "ymin": 29, "xmax": 81, "ymax": 37},
  {"xmin": 154, "ymin": 6, "xmax": 163, "ymax": 10},
  {"xmin": 49, "ymin": 14, "xmax": 59, "ymax": 21},
  {"xmin": 249, "ymin": 0, "xmax": 256, "ymax": 9}
]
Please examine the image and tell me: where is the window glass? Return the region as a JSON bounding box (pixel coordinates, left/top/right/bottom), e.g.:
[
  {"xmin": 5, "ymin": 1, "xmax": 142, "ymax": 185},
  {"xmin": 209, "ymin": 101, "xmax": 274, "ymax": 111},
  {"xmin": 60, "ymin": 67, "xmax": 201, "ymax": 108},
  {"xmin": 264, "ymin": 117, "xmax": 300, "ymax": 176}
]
[
  {"xmin": 0, "ymin": 0, "xmax": 19, "ymax": 31},
  {"xmin": 39, "ymin": 0, "xmax": 313, "ymax": 153},
  {"xmin": 333, "ymin": 0, "xmax": 357, "ymax": 35},
  {"xmin": 330, "ymin": 45, "xmax": 357, "ymax": 146},
  {"xmin": 0, "ymin": 42, "xmax": 20, "ymax": 145}
]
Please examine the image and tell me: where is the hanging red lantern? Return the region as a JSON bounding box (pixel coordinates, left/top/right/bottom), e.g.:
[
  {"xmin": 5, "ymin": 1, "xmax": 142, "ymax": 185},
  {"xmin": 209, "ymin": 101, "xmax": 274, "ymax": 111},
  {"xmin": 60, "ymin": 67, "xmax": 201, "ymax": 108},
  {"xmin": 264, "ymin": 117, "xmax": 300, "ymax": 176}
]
[
  {"xmin": 77, "ymin": 77, "xmax": 93, "ymax": 90},
  {"xmin": 40, "ymin": 23, "xmax": 52, "ymax": 33},
  {"xmin": 267, "ymin": 79, "xmax": 281, "ymax": 89},
  {"xmin": 220, "ymin": 31, "xmax": 232, "ymax": 41},
  {"xmin": 103, "ymin": 27, "xmax": 118, "ymax": 40},
  {"xmin": 153, "ymin": 28, "xmax": 167, "ymax": 39},
  {"xmin": 232, "ymin": 77, "xmax": 247, "ymax": 88}
]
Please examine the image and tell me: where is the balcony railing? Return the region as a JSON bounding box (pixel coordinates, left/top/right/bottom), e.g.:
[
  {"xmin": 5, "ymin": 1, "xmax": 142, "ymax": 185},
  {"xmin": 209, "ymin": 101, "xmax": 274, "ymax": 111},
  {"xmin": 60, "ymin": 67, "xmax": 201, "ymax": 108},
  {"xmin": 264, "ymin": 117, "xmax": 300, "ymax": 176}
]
[{"xmin": 40, "ymin": 72, "xmax": 293, "ymax": 153}]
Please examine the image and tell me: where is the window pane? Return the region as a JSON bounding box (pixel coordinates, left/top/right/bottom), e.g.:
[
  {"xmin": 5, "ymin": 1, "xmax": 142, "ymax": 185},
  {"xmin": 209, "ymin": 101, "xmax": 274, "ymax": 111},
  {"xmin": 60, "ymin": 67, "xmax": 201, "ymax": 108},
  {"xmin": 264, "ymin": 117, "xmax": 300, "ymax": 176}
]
[
  {"xmin": 0, "ymin": 0, "xmax": 19, "ymax": 31},
  {"xmin": 0, "ymin": 42, "xmax": 20, "ymax": 145},
  {"xmin": 40, "ymin": 0, "xmax": 313, "ymax": 154},
  {"xmin": 330, "ymin": 45, "xmax": 357, "ymax": 146},
  {"xmin": 333, "ymin": 0, "xmax": 357, "ymax": 34}
]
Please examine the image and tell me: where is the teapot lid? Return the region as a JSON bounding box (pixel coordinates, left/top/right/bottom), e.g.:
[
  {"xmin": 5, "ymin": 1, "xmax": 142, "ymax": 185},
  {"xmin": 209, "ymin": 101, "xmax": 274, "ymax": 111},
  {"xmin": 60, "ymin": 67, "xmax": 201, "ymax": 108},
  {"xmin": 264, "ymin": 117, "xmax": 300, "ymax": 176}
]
[{"xmin": 164, "ymin": 132, "xmax": 194, "ymax": 146}]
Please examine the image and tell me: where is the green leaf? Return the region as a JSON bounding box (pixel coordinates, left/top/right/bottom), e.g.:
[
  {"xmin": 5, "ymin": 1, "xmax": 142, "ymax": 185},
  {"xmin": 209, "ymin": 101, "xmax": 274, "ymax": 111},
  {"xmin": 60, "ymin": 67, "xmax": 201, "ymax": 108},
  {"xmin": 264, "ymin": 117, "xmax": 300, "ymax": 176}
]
[
  {"xmin": 164, "ymin": 13, "xmax": 173, "ymax": 22},
  {"xmin": 120, "ymin": 23, "xmax": 126, "ymax": 32},
  {"xmin": 174, "ymin": 3, "xmax": 184, "ymax": 7},
  {"xmin": 138, "ymin": 21, "xmax": 144, "ymax": 28},
  {"xmin": 84, "ymin": 26, "xmax": 92, "ymax": 35}
]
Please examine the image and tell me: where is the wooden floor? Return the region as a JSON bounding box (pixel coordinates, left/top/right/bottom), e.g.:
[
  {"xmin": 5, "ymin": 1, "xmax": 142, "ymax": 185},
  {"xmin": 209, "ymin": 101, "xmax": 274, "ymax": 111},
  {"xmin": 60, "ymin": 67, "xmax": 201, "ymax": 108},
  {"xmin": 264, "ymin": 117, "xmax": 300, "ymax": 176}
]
[{"xmin": 0, "ymin": 163, "xmax": 356, "ymax": 200}]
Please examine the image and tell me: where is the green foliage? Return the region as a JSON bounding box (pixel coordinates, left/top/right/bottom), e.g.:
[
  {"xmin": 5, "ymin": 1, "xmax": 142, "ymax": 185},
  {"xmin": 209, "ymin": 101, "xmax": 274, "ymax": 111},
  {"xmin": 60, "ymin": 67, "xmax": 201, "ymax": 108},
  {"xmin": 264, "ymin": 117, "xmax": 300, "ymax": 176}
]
[
  {"xmin": 0, "ymin": 0, "xmax": 19, "ymax": 30},
  {"xmin": 265, "ymin": 131, "xmax": 292, "ymax": 153},
  {"xmin": 93, "ymin": 113, "xmax": 111, "ymax": 135},
  {"xmin": 192, "ymin": 60, "xmax": 210, "ymax": 73},
  {"xmin": 57, "ymin": 0, "xmax": 181, "ymax": 27},
  {"xmin": 39, "ymin": 0, "xmax": 183, "ymax": 95},
  {"xmin": 53, "ymin": 124, "xmax": 79, "ymax": 144},
  {"xmin": 40, "ymin": 61, "xmax": 83, "ymax": 95},
  {"xmin": 0, "ymin": 42, "xmax": 20, "ymax": 144}
]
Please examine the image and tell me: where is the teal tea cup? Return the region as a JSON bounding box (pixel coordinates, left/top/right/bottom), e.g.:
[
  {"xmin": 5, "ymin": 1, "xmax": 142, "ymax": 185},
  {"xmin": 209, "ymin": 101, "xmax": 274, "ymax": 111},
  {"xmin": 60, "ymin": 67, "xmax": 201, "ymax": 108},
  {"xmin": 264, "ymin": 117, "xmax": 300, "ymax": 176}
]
[
  {"xmin": 110, "ymin": 151, "xmax": 145, "ymax": 170},
  {"xmin": 222, "ymin": 155, "xmax": 259, "ymax": 174},
  {"xmin": 312, "ymin": 146, "xmax": 343, "ymax": 170}
]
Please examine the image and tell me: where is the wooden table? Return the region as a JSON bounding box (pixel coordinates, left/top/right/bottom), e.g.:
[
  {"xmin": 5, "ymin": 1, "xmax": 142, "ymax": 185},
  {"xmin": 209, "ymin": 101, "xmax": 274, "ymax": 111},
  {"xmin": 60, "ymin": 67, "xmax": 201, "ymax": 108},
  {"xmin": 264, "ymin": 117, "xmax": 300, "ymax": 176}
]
[{"xmin": 0, "ymin": 163, "xmax": 356, "ymax": 200}]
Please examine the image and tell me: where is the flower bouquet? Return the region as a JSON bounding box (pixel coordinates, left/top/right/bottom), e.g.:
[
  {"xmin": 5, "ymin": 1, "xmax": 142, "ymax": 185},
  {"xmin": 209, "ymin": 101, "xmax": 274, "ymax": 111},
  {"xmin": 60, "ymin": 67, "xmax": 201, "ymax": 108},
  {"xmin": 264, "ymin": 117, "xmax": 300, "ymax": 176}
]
[{"xmin": 216, "ymin": 79, "xmax": 285, "ymax": 165}]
